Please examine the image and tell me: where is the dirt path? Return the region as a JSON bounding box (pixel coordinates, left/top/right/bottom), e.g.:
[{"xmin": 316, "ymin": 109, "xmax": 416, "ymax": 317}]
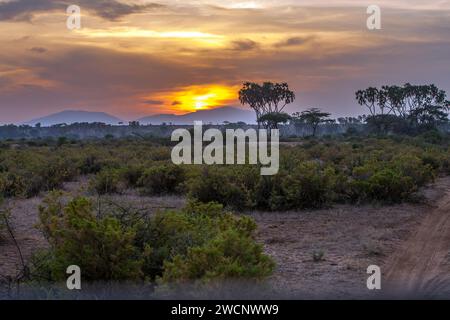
[
  {"xmin": 253, "ymin": 203, "xmax": 429, "ymax": 299},
  {"xmin": 384, "ymin": 178, "xmax": 450, "ymax": 298}
]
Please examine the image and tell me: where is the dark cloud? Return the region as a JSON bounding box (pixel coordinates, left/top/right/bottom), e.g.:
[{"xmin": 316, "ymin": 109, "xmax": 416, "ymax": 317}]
[
  {"xmin": 230, "ymin": 39, "xmax": 259, "ymax": 51},
  {"xmin": 143, "ymin": 99, "xmax": 164, "ymax": 105},
  {"xmin": 275, "ymin": 36, "xmax": 315, "ymax": 47},
  {"xmin": 0, "ymin": 0, "xmax": 164, "ymax": 21},
  {"xmin": 29, "ymin": 47, "xmax": 47, "ymax": 54},
  {"xmin": 172, "ymin": 101, "xmax": 181, "ymax": 106}
]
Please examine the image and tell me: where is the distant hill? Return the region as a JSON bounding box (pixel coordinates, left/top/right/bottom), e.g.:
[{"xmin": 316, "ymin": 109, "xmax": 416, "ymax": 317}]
[
  {"xmin": 24, "ymin": 110, "xmax": 124, "ymax": 126},
  {"xmin": 138, "ymin": 106, "xmax": 256, "ymax": 125}
]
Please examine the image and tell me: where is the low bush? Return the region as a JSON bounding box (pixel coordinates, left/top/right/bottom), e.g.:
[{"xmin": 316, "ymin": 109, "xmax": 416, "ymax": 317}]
[
  {"xmin": 350, "ymin": 167, "xmax": 416, "ymax": 202},
  {"xmin": 187, "ymin": 168, "xmax": 248, "ymax": 210},
  {"xmin": 78, "ymin": 154, "xmax": 104, "ymax": 175},
  {"xmin": 279, "ymin": 163, "xmax": 338, "ymax": 209},
  {"xmin": 161, "ymin": 229, "xmax": 275, "ymax": 283},
  {"xmin": 138, "ymin": 164, "xmax": 185, "ymax": 195},
  {"xmin": 119, "ymin": 166, "xmax": 144, "ymax": 188},
  {"xmin": 33, "ymin": 195, "xmax": 274, "ymax": 285},
  {"xmin": 137, "ymin": 201, "xmax": 263, "ymax": 280},
  {"xmin": 89, "ymin": 168, "xmax": 122, "ymax": 195},
  {"xmin": 36, "ymin": 193, "xmax": 143, "ymax": 281},
  {"xmin": 0, "ymin": 172, "xmax": 26, "ymax": 197}
]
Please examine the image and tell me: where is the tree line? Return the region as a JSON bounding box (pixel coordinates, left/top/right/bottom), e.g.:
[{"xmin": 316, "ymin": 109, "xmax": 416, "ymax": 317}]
[{"xmin": 239, "ymin": 82, "xmax": 449, "ymax": 136}]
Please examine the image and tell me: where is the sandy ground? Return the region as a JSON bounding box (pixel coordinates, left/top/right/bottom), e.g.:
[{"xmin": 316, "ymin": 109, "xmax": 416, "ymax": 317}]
[
  {"xmin": 384, "ymin": 178, "xmax": 450, "ymax": 298},
  {"xmin": 252, "ymin": 205, "xmax": 427, "ymax": 298},
  {"xmin": 1, "ymin": 176, "xmax": 449, "ymax": 299},
  {"xmin": 252, "ymin": 177, "xmax": 450, "ymax": 299}
]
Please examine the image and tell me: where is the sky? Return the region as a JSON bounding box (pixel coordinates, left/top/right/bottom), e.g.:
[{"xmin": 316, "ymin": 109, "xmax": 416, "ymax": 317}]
[{"xmin": 0, "ymin": 0, "xmax": 449, "ymax": 123}]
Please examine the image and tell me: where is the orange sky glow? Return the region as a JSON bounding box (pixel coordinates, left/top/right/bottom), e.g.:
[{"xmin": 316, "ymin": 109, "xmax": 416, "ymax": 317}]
[
  {"xmin": 0, "ymin": 0, "xmax": 449, "ymax": 122},
  {"xmin": 146, "ymin": 85, "xmax": 239, "ymax": 114}
]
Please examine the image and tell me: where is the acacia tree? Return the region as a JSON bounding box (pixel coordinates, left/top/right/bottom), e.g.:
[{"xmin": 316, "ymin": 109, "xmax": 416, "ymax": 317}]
[
  {"xmin": 356, "ymin": 84, "xmax": 449, "ymax": 133},
  {"xmin": 355, "ymin": 87, "xmax": 379, "ymax": 115},
  {"xmin": 409, "ymin": 104, "xmax": 449, "ymax": 129},
  {"xmin": 239, "ymin": 82, "xmax": 295, "ymax": 129},
  {"xmin": 258, "ymin": 112, "xmax": 291, "ymax": 130},
  {"xmin": 292, "ymin": 108, "xmax": 332, "ymax": 137}
]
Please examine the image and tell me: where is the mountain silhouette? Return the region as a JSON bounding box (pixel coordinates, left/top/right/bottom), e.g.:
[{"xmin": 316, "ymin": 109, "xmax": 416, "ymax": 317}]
[
  {"xmin": 24, "ymin": 110, "xmax": 124, "ymax": 126},
  {"xmin": 138, "ymin": 106, "xmax": 256, "ymax": 125}
]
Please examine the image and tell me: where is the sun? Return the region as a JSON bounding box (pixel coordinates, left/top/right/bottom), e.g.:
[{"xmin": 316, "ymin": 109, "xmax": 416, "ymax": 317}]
[
  {"xmin": 193, "ymin": 93, "xmax": 216, "ymax": 110},
  {"xmin": 151, "ymin": 85, "xmax": 238, "ymax": 113}
]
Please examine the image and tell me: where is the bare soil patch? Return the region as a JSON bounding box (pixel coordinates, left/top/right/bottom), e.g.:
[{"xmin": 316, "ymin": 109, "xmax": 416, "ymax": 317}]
[{"xmin": 251, "ymin": 177, "xmax": 450, "ymax": 298}]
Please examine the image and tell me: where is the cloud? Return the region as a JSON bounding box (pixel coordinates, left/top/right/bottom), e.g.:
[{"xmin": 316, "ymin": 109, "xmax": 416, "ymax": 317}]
[
  {"xmin": 275, "ymin": 36, "xmax": 315, "ymax": 47},
  {"xmin": 143, "ymin": 99, "xmax": 164, "ymax": 105},
  {"xmin": 0, "ymin": 0, "xmax": 164, "ymax": 21},
  {"xmin": 29, "ymin": 47, "xmax": 47, "ymax": 54},
  {"xmin": 230, "ymin": 39, "xmax": 259, "ymax": 51}
]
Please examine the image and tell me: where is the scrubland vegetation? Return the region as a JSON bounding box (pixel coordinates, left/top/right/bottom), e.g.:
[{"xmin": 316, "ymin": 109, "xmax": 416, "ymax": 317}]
[
  {"xmin": 1, "ymin": 82, "xmax": 449, "ymax": 296},
  {"xmin": 1, "ymin": 133, "xmax": 449, "ymax": 208},
  {"xmin": 1, "ymin": 131, "xmax": 449, "ymax": 292},
  {"xmin": 31, "ymin": 196, "xmax": 273, "ymax": 284}
]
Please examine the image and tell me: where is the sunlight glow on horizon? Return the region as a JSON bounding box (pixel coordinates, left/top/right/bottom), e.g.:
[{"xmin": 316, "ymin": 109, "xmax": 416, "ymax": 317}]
[
  {"xmin": 148, "ymin": 85, "xmax": 239, "ymax": 113},
  {"xmin": 75, "ymin": 28, "xmax": 224, "ymax": 40}
]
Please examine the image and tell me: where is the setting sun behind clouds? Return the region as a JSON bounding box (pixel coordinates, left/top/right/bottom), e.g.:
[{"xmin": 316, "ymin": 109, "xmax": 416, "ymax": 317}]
[{"xmin": 153, "ymin": 85, "xmax": 239, "ymax": 113}]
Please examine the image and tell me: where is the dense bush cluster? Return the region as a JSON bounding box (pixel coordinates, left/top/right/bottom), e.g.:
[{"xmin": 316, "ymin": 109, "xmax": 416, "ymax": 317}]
[
  {"xmin": 185, "ymin": 138, "xmax": 447, "ymax": 209},
  {"xmin": 0, "ymin": 140, "xmax": 168, "ymax": 198},
  {"xmin": 1, "ymin": 135, "xmax": 449, "ymax": 210},
  {"xmin": 0, "ymin": 151, "xmax": 78, "ymax": 198},
  {"xmin": 137, "ymin": 165, "xmax": 185, "ymax": 195},
  {"xmin": 33, "ymin": 194, "xmax": 274, "ymax": 284}
]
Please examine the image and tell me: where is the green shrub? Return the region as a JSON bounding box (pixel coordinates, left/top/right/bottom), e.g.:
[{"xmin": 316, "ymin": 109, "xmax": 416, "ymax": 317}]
[
  {"xmin": 36, "ymin": 194, "xmax": 143, "ymax": 281},
  {"xmin": 138, "ymin": 165, "xmax": 185, "ymax": 195},
  {"xmin": 89, "ymin": 168, "xmax": 121, "ymax": 195},
  {"xmin": 0, "ymin": 155, "xmax": 77, "ymax": 198},
  {"xmin": 281, "ymin": 163, "xmax": 337, "ymax": 209},
  {"xmin": 312, "ymin": 250, "xmax": 325, "ymax": 262},
  {"xmin": 350, "ymin": 167, "xmax": 416, "ymax": 202},
  {"xmin": 253, "ymin": 176, "xmax": 278, "ymax": 210},
  {"xmin": 33, "ymin": 195, "xmax": 274, "ymax": 285},
  {"xmin": 137, "ymin": 210, "xmax": 206, "ymax": 278},
  {"xmin": 418, "ymin": 130, "xmax": 445, "ymax": 144},
  {"xmin": 33, "ymin": 158, "xmax": 78, "ymax": 194},
  {"xmin": 119, "ymin": 166, "xmax": 144, "ymax": 188},
  {"xmin": 78, "ymin": 154, "xmax": 103, "ymax": 174},
  {"xmin": 253, "ymin": 163, "xmax": 339, "ymax": 210},
  {"xmin": 391, "ymin": 154, "xmax": 434, "ymax": 187},
  {"xmin": 182, "ymin": 200, "xmax": 225, "ymax": 218},
  {"xmin": 0, "ymin": 172, "xmax": 26, "ymax": 197},
  {"xmin": 161, "ymin": 229, "xmax": 275, "ymax": 283},
  {"xmin": 187, "ymin": 168, "xmax": 248, "ymax": 210},
  {"xmin": 137, "ymin": 201, "xmax": 259, "ymax": 279}
]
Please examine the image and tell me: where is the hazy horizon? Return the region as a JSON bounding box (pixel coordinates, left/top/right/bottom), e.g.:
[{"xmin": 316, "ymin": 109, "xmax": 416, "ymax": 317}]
[
  {"xmin": 19, "ymin": 106, "xmax": 256, "ymax": 126},
  {"xmin": 1, "ymin": 0, "xmax": 450, "ymax": 124}
]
